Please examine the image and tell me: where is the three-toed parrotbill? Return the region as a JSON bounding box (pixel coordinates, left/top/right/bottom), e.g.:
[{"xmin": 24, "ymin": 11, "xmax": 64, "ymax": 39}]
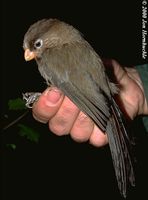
[{"xmin": 23, "ymin": 18, "xmax": 135, "ymax": 197}]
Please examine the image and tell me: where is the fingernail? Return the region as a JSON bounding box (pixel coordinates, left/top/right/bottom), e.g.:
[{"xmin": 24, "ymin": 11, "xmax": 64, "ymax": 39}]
[{"xmin": 44, "ymin": 88, "xmax": 62, "ymax": 105}]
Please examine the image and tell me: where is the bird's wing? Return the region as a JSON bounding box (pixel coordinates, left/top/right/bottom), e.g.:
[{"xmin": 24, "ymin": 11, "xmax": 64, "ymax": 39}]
[
  {"xmin": 41, "ymin": 43, "xmax": 135, "ymax": 197},
  {"xmin": 41, "ymin": 43, "xmax": 111, "ymax": 132},
  {"xmin": 59, "ymin": 81, "xmax": 109, "ymax": 132},
  {"xmin": 57, "ymin": 80, "xmax": 135, "ymax": 197}
]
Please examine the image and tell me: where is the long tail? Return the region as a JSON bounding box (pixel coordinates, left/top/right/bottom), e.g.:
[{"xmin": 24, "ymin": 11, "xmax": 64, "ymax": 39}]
[{"xmin": 106, "ymin": 98, "xmax": 135, "ymax": 198}]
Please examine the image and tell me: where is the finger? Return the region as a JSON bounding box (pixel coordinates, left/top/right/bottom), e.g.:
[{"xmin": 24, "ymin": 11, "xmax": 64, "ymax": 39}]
[
  {"xmin": 49, "ymin": 96, "xmax": 80, "ymax": 136},
  {"xmin": 103, "ymin": 58, "xmax": 126, "ymax": 83},
  {"xmin": 32, "ymin": 87, "xmax": 64, "ymax": 123},
  {"xmin": 70, "ymin": 111, "xmax": 94, "ymax": 142},
  {"xmin": 89, "ymin": 125, "xmax": 108, "ymax": 147}
]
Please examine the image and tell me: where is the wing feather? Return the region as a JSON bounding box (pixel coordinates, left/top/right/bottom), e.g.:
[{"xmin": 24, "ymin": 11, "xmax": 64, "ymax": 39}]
[{"xmin": 39, "ymin": 42, "xmax": 135, "ymax": 197}]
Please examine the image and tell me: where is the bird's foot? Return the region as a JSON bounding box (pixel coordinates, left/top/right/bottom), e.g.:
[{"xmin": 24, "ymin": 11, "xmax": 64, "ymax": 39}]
[{"xmin": 22, "ymin": 92, "xmax": 41, "ymax": 108}]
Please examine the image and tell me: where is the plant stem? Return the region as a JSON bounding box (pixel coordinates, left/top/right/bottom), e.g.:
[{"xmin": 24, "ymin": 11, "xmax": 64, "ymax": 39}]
[{"xmin": 2, "ymin": 110, "xmax": 29, "ymax": 131}]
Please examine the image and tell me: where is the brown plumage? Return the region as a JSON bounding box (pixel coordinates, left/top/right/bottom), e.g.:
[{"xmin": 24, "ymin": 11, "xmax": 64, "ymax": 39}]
[{"xmin": 23, "ymin": 18, "xmax": 135, "ymax": 197}]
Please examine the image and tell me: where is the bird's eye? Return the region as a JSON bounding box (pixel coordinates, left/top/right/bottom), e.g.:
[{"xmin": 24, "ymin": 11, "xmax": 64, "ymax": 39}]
[{"xmin": 34, "ymin": 39, "xmax": 43, "ymax": 49}]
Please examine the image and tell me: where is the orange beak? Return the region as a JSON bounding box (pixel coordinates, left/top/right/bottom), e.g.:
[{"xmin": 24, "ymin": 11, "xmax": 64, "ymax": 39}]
[{"xmin": 24, "ymin": 49, "xmax": 36, "ymax": 61}]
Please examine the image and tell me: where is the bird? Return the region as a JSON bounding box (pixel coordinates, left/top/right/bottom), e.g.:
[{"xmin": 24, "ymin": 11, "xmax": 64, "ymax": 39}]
[{"xmin": 23, "ymin": 18, "xmax": 135, "ymax": 197}]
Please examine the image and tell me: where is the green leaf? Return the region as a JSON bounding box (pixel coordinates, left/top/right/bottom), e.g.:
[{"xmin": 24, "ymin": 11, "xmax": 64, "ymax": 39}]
[
  {"xmin": 18, "ymin": 123, "xmax": 40, "ymax": 143},
  {"xmin": 6, "ymin": 144, "xmax": 16, "ymax": 150},
  {"xmin": 8, "ymin": 98, "xmax": 26, "ymax": 110}
]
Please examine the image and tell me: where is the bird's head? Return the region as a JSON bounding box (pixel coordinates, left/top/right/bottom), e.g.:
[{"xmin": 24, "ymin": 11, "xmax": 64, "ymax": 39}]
[{"xmin": 23, "ymin": 18, "xmax": 82, "ymax": 61}]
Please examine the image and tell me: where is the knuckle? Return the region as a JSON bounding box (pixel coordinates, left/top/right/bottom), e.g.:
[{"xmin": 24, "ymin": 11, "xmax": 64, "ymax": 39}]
[
  {"xmin": 76, "ymin": 112, "xmax": 91, "ymax": 125},
  {"xmin": 32, "ymin": 113, "xmax": 48, "ymax": 124},
  {"xmin": 60, "ymin": 102, "xmax": 78, "ymax": 117},
  {"xmin": 70, "ymin": 130, "xmax": 89, "ymax": 142},
  {"xmin": 89, "ymin": 127, "xmax": 108, "ymax": 147},
  {"xmin": 49, "ymin": 117, "xmax": 69, "ymax": 136},
  {"xmin": 70, "ymin": 115, "xmax": 93, "ymax": 142}
]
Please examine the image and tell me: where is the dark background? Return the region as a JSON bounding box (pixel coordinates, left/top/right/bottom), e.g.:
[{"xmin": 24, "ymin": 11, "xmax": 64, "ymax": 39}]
[{"xmin": 2, "ymin": 1, "xmax": 148, "ymax": 200}]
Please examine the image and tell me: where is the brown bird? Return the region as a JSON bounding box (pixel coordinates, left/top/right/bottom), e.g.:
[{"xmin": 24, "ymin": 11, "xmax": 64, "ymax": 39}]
[{"xmin": 23, "ymin": 18, "xmax": 135, "ymax": 197}]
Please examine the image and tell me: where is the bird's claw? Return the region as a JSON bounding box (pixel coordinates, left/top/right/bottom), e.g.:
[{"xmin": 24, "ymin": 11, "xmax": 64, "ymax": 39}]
[{"xmin": 22, "ymin": 92, "xmax": 41, "ymax": 108}]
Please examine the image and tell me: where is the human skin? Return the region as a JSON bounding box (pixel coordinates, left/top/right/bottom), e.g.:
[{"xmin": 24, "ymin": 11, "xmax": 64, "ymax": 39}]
[{"xmin": 32, "ymin": 59, "xmax": 148, "ymax": 147}]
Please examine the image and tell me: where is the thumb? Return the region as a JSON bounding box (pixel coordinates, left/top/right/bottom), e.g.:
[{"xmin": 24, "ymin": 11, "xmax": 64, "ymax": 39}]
[
  {"xmin": 102, "ymin": 58, "xmax": 127, "ymax": 84},
  {"xmin": 32, "ymin": 87, "xmax": 64, "ymax": 123}
]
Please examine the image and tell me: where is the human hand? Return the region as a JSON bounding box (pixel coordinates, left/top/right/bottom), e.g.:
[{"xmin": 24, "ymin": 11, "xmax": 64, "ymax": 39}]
[{"xmin": 32, "ymin": 59, "xmax": 148, "ymax": 147}]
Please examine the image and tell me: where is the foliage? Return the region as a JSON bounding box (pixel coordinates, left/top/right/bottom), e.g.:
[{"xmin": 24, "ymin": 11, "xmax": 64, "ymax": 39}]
[
  {"xmin": 8, "ymin": 98, "xmax": 27, "ymax": 110},
  {"xmin": 2, "ymin": 98, "xmax": 40, "ymax": 149},
  {"xmin": 6, "ymin": 144, "xmax": 16, "ymax": 150},
  {"xmin": 18, "ymin": 123, "xmax": 40, "ymax": 143}
]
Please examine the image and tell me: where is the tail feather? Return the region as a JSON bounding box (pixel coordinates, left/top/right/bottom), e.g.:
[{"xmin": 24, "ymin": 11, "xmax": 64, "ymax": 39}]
[{"xmin": 106, "ymin": 98, "xmax": 135, "ymax": 198}]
